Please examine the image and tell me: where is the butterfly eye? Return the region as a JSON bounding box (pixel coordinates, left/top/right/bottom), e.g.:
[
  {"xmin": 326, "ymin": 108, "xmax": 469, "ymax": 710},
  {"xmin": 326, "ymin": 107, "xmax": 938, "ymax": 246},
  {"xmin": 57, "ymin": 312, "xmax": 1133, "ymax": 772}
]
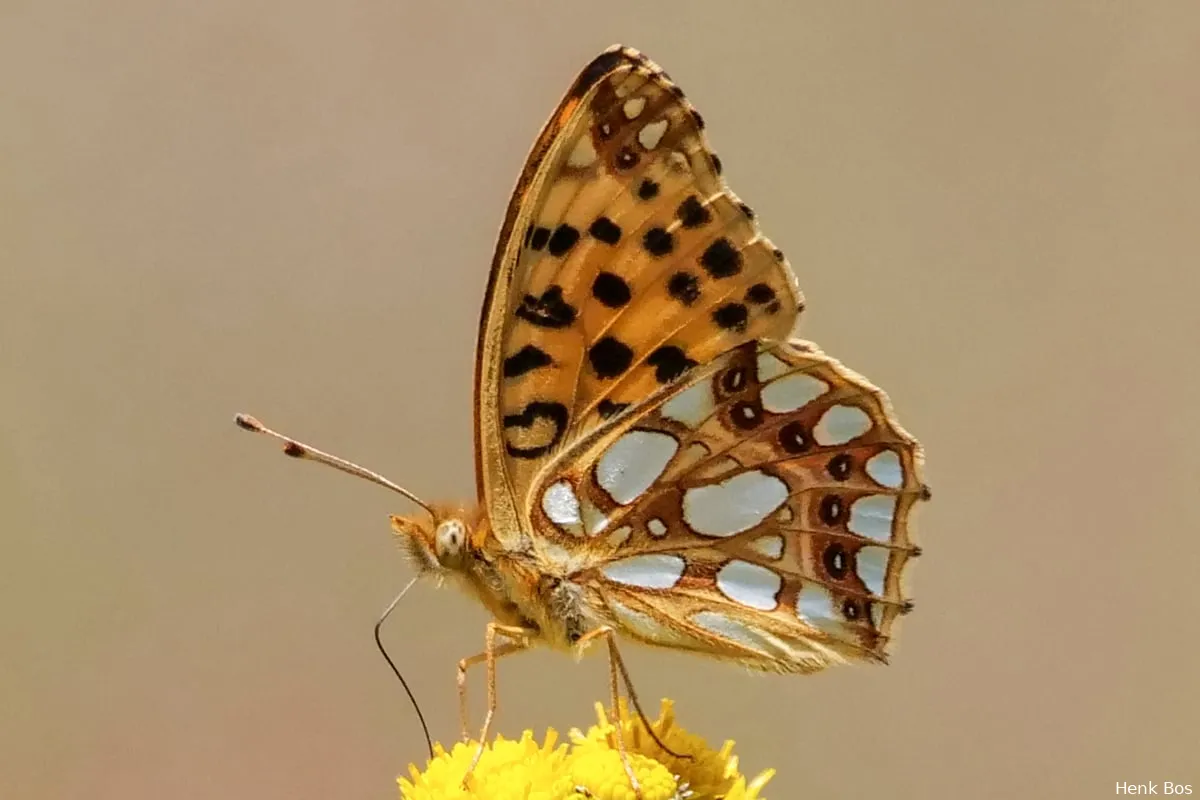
[{"xmin": 435, "ymin": 520, "xmax": 467, "ymax": 562}]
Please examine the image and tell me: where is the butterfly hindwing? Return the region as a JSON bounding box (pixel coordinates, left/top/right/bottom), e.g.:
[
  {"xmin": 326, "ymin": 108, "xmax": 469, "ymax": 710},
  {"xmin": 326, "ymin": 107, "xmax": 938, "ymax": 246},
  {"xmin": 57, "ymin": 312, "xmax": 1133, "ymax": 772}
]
[
  {"xmin": 475, "ymin": 47, "xmax": 803, "ymax": 543},
  {"xmin": 534, "ymin": 340, "xmax": 927, "ymax": 671}
]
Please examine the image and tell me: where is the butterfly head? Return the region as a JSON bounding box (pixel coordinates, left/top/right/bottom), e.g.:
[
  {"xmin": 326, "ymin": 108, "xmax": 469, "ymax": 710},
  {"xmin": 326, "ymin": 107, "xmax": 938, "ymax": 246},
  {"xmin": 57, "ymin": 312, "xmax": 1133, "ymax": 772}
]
[{"xmin": 390, "ymin": 507, "xmax": 476, "ymax": 575}]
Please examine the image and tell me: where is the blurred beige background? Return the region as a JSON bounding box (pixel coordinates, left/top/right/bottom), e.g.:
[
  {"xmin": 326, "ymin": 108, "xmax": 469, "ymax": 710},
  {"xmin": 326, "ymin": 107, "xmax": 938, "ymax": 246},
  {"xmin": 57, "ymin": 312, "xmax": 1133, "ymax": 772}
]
[{"xmin": 3, "ymin": 2, "xmax": 1198, "ymax": 798}]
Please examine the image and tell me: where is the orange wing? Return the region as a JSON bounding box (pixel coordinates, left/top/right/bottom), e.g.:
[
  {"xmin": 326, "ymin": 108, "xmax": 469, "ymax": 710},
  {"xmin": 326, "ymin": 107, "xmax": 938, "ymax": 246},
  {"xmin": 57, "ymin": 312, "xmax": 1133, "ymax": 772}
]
[{"xmin": 474, "ymin": 46, "xmax": 802, "ymax": 546}]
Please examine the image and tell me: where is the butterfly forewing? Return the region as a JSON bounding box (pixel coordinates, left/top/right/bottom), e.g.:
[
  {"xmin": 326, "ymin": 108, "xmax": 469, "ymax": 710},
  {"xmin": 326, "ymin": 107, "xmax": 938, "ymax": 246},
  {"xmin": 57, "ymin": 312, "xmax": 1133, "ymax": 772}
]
[{"xmin": 475, "ymin": 47, "xmax": 803, "ymax": 543}]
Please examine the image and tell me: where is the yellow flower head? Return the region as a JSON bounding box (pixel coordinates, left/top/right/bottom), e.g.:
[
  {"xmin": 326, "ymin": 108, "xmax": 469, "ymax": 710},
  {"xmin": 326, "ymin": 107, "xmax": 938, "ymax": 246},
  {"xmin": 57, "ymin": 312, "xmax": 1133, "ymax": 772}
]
[
  {"xmin": 398, "ymin": 699, "xmax": 773, "ymax": 800},
  {"xmin": 399, "ymin": 728, "xmax": 574, "ymax": 800}
]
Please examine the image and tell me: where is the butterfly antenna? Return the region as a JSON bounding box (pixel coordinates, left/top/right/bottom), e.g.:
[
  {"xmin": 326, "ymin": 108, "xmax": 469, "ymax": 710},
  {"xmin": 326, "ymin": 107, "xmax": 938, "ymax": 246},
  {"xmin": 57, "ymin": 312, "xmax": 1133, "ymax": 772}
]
[
  {"xmin": 236, "ymin": 413, "xmax": 436, "ymax": 758},
  {"xmin": 233, "ymin": 413, "xmax": 434, "ymax": 518},
  {"xmin": 375, "ymin": 576, "xmax": 434, "ymax": 759}
]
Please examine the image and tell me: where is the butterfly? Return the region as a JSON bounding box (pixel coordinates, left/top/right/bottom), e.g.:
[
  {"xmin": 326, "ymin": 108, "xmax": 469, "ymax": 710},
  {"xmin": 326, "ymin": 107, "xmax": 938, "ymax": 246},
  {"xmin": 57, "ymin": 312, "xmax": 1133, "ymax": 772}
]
[{"xmin": 238, "ymin": 44, "xmax": 927, "ymax": 794}]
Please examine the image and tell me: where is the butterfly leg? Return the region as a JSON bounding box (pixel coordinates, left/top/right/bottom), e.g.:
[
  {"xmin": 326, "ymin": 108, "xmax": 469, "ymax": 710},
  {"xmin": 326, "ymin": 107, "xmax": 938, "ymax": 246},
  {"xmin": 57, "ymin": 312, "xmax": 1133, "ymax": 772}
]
[
  {"xmin": 576, "ymin": 626, "xmax": 691, "ymax": 759},
  {"xmin": 456, "ymin": 642, "xmax": 526, "ymax": 741},
  {"xmin": 459, "ymin": 621, "xmax": 533, "ymax": 787},
  {"xmin": 571, "ymin": 626, "xmax": 643, "ymax": 795}
]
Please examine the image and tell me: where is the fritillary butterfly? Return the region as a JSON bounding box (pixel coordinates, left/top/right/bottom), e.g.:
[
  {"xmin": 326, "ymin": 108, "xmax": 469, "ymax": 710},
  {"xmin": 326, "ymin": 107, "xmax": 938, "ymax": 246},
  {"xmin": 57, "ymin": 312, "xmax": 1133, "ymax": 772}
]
[{"xmin": 238, "ymin": 45, "xmax": 928, "ymax": 794}]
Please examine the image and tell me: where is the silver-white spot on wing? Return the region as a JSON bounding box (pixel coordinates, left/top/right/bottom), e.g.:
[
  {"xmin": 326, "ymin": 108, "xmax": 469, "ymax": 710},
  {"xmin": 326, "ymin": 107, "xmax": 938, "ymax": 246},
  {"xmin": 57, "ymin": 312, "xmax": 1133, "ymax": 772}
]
[
  {"xmin": 600, "ymin": 554, "xmax": 686, "ymax": 589},
  {"xmin": 848, "ymin": 495, "xmax": 897, "ymax": 542},
  {"xmin": 796, "ymin": 584, "xmax": 840, "ymax": 630},
  {"xmin": 541, "ymin": 480, "xmax": 582, "ymax": 535},
  {"xmin": 870, "ymin": 602, "xmax": 886, "ymax": 629},
  {"xmin": 682, "ymin": 470, "xmax": 788, "ymax": 537},
  {"xmin": 539, "ymin": 541, "xmax": 591, "ymax": 575},
  {"xmin": 608, "ymin": 598, "xmax": 700, "ymax": 647},
  {"xmin": 596, "ymin": 430, "xmax": 678, "ymax": 505},
  {"xmin": 567, "ymin": 136, "xmax": 597, "ymax": 168},
  {"xmin": 856, "ymin": 545, "xmax": 888, "ymax": 596},
  {"xmin": 606, "ymin": 525, "xmax": 633, "ymax": 548},
  {"xmin": 699, "ymin": 456, "xmax": 740, "ymax": 480},
  {"xmin": 690, "ymin": 611, "xmax": 793, "ymax": 659},
  {"xmin": 638, "ymin": 119, "xmax": 668, "ymax": 150},
  {"xmin": 865, "ymin": 450, "xmax": 903, "ymax": 488},
  {"xmin": 761, "ymin": 373, "xmax": 828, "ymax": 414},
  {"xmin": 622, "ymin": 96, "xmax": 646, "ymax": 119},
  {"xmin": 664, "ymin": 443, "xmax": 709, "ymax": 481},
  {"xmin": 715, "ymin": 560, "xmax": 782, "ymax": 610},
  {"xmin": 581, "ymin": 497, "xmax": 609, "ymax": 537},
  {"xmin": 813, "ymin": 405, "xmax": 872, "ymax": 445},
  {"xmin": 647, "ymin": 518, "xmax": 668, "ymax": 538},
  {"xmin": 660, "ymin": 380, "xmax": 714, "ymax": 428},
  {"xmin": 748, "ymin": 534, "xmax": 784, "ymax": 560},
  {"xmin": 756, "ymin": 351, "xmax": 791, "ymax": 381}
]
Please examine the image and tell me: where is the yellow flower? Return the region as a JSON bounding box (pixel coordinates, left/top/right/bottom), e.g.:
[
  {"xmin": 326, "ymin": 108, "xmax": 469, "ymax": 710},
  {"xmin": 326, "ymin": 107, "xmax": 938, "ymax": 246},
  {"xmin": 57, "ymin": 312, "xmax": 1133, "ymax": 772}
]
[
  {"xmin": 398, "ymin": 699, "xmax": 773, "ymax": 800},
  {"xmin": 570, "ymin": 699, "xmax": 774, "ymax": 800},
  {"xmin": 399, "ymin": 728, "xmax": 575, "ymax": 800}
]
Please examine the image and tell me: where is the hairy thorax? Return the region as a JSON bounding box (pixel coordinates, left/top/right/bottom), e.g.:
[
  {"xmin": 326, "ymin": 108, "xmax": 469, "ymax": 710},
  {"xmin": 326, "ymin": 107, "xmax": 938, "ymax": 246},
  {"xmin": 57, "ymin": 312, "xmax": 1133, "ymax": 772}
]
[{"xmin": 462, "ymin": 518, "xmax": 606, "ymax": 651}]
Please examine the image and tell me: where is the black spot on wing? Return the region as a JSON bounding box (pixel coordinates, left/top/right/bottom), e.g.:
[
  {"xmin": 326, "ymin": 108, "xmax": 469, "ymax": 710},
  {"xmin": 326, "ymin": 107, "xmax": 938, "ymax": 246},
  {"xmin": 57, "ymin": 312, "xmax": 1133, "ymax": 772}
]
[
  {"xmin": 647, "ymin": 345, "xmax": 697, "ymax": 384},
  {"xmin": 700, "ymin": 238, "xmax": 742, "ymax": 278},
  {"xmin": 745, "ymin": 283, "xmax": 775, "ymax": 305},
  {"xmin": 516, "ymin": 286, "xmax": 577, "ymax": 329},
  {"xmin": 819, "ymin": 495, "xmax": 846, "ymax": 526},
  {"xmin": 730, "ymin": 399, "xmax": 763, "ymax": 430},
  {"xmin": 779, "ymin": 421, "xmax": 811, "ymax": 454},
  {"xmin": 591, "ymin": 272, "xmax": 631, "ymax": 308},
  {"xmin": 588, "ymin": 216, "xmax": 622, "ymax": 245},
  {"xmin": 823, "ymin": 543, "xmax": 849, "ymax": 579},
  {"xmin": 842, "ymin": 598, "xmax": 862, "ymax": 621},
  {"xmin": 667, "ymin": 271, "xmax": 700, "ymax": 305},
  {"xmin": 503, "ymin": 345, "xmax": 552, "ymax": 378},
  {"xmin": 597, "ymin": 399, "xmax": 629, "ymax": 419},
  {"xmin": 720, "ymin": 366, "xmax": 747, "ymax": 394},
  {"xmin": 676, "ymin": 196, "xmax": 711, "ymax": 229},
  {"xmin": 569, "ymin": 49, "xmax": 629, "ymax": 99},
  {"xmin": 827, "ymin": 454, "xmax": 853, "ymax": 481},
  {"xmin": 547, "ymin": 224, "xmax": 580, "ymax": 257},
  {"xmin": 588, "ymin": 336, "xmax": 634, "ymax": 379},
  {"xmin": 711, "ymin": 302, "xmax": 748, "ymax": 332},
  {"xmin": 643, "ymin": 227, "xmax": 675, "ymax": 257},
  {"xmin": 528, "ymin": 226, "xmax": 551, "ymax": 251},
  {"xmin": 503, "ymin": 401, "xmax": 569, "ymax": 459},
  {"xmin": 616, "ymin": 147, "xmax": 639, "ymax": 170}
]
